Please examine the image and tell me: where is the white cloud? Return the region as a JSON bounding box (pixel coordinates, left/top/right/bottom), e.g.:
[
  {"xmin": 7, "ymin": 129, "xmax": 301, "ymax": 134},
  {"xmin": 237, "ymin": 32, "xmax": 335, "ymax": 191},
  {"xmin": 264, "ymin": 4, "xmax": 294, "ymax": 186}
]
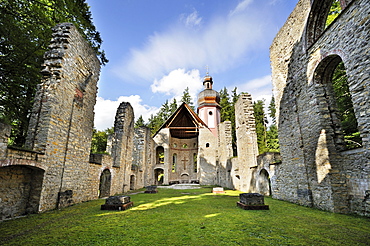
[
  {"xmin": 114, "ymin": 1, "xmax": 266, "ymax": 83},
  {"xmin": 151, "ymin": 68, "xmax": 203, "ymax": 104},
  {"xmin": 229, "ymin": 0, "xmax": 254, "ymax": 16},
  {"xmin": 94, "ymin": 95, "xmax": 158, "ymax": 130},
  {"xmin": 235, "ymin": 74, "xmax": 274, "ymax": 124},
  {"xmin": 181, "ymin": 10, "xmax": 202, "ymax": 28}
]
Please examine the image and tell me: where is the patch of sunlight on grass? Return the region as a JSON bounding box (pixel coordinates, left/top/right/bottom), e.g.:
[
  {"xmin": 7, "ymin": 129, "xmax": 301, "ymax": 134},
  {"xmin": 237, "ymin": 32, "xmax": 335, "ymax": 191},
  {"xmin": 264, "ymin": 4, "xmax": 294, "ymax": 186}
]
[
  {"xmin": 131, "ymin": 193, "xmax": 209, "ymax": 211},
  {"xmin": 204, "ymin": 213, "xmax": 221, "ymax": 218}
]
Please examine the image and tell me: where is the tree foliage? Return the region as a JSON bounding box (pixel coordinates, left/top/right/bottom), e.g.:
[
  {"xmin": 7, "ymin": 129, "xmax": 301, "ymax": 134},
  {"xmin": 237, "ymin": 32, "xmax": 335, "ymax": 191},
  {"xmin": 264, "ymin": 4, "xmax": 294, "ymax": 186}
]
[
  {"xmin": 147, "ymin": 97, "xmax": 179, "ymax": 135},
  {"xmin": 0, "ymin": 0, "xmax": 107, "ymax": 146},
  {"xmin": 181, "ymin": 87, "xmax": 194, "ymax": 109},
  {"xmin": 253, "ymin": 100, "xmax": 268, "ymax": 154},
  {"xmin": 332, "ymin": 61, "xmax": 361, "ymax": 149},
  {"xmin": 91, "ymin": 128, "xmax": 113, "ymax": 154},
  {"xmin": 135, "ymin": 115, "xmax": 146, "ymax": 128},
  {"xmin": 266, "ymin": 95, "xmax": 279, "ymax": 152},
  {"xmin": 325, "ymin": 0, "xmax": 342, "ymax": 27},
  {"xmin": 219, "ymin": 87, "xmax": 239, "ymax": 155}
]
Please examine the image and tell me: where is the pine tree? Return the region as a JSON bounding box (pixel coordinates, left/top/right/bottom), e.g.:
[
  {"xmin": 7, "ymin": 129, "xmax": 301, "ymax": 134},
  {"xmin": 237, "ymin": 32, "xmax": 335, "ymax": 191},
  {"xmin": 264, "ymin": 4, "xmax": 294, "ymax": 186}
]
[
  {"xmin": 266, "ymin": 95, "xmax": 279, "ymax": 152},
  {"xmin": 169, "ymin": 98, "xmax": 178, "ymax": 115},
  {"xmin": 181, "ymin": 87, "xmax": 194, "ymax": 109},
  {"xmin": 219, "ymin": 87, "xmax": 232, "ymax": 122},
  {"xmin": 253, "ymin": 100, "xmax": 268, "ymax": 154},
  {"xmin": 135, "ymin": 115, "xmax": 146, "ymax": 128}
]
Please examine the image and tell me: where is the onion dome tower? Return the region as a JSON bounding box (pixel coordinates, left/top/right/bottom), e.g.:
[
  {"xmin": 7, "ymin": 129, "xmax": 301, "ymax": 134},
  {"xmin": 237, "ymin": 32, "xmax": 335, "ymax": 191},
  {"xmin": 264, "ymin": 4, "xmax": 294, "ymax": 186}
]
[{"xmin": 197, "ymin": 73, "xmax": 221, "ymax": 136}]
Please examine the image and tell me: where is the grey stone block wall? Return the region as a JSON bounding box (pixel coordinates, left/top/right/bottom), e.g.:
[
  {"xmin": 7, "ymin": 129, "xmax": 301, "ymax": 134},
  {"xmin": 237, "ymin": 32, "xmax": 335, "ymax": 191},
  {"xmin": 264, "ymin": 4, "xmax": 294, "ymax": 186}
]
[{"xmin": 270, "ymin": 0, "xmax": 369, "ymax": 216}]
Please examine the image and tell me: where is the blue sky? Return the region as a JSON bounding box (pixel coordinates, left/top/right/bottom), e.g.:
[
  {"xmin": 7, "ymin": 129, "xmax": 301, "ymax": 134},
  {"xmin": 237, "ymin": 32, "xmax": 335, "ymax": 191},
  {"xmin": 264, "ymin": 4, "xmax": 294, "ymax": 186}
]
[{"xmin": 86, "ymin": 0, "xmax": 297, "ymax": 130}]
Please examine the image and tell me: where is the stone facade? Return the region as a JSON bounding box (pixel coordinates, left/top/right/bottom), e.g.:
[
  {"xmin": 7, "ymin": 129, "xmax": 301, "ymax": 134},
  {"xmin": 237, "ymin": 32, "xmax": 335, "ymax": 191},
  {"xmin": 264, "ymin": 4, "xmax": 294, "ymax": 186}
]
[{"xmin": 270, "ymin": 0, "xmax": 370, "ymax": 216}]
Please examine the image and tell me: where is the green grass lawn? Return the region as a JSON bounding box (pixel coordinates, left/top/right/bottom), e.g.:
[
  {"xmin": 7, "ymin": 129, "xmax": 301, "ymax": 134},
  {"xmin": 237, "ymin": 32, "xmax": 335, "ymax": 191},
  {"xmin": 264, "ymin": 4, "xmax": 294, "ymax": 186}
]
[{"xmin": 1, "ymin": 187, "xmax": 369, "ymax": 246}]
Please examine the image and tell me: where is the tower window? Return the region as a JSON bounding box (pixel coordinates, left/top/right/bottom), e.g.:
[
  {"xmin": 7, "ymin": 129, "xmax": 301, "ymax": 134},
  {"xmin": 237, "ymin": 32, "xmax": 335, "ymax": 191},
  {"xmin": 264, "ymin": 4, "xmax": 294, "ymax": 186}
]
[
  {"xmin": 206, "ymin": 143, "xmax": 210, "ymax": 148},
  {"xmin": 209, "ymin": 111, "xmax": 213, "ymax": 115}
]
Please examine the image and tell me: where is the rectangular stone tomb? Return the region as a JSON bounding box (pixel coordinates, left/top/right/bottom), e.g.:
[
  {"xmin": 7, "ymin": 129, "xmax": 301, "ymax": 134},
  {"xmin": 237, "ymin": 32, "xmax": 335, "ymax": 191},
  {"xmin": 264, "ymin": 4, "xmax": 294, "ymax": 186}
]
[
  {"xmin": 144, "ymin": 185, "xmax": 158, "ymax": 193},
  {"xmin": 237, "ymin": 193, "xmax": 269, "ymax": 210},
  {"xmin": 101, "ymin": 196, "xmax": 133, "ymax": 211},
  {"xmin": 212, "ymin": 187, "xmax": 225, "ymax": 194}
]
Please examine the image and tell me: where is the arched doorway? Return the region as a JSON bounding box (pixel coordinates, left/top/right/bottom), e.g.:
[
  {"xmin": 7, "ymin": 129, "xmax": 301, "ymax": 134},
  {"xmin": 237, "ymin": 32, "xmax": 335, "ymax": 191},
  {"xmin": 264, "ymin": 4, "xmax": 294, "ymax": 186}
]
[
  {"xmin": 0, "ymin": 165, "xmax": 44, "ymax": 219},
  {"xmin": 258, "ymin": 169, "xmax": 271, "ymax": 196},
  {"xmin": 99, "ymin": 169, "xmax": 111, "ymax": 198},
  {"xmin": 154, "ymin": 168, "xmax": 164, "ymax": 185},
  {"xmin": 181, "ymin": 173, "xmax": 190, "ymax": 184},
  {"xmin": 130, "ymin": 175, "xmax": 135, "ymax": 190}
]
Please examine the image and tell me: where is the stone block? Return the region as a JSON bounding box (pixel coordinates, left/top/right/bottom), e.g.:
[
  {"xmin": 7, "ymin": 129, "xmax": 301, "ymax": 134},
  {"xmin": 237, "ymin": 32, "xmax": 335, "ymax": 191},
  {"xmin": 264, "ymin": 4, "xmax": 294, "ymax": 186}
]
[
  {"xmin": 212, "ymin": 187, "xmax": 225, "ymax": 194},
  {"xmin": 144, "ymin": 185, "xmax": 158, "ymax": 193},
  {"xmin": 239, "ymin": 193, "xmax": 264, "ymax": 205},
  {"xmin": 105, "ymin": 195, "xmax": 130, "ymax": 205}
]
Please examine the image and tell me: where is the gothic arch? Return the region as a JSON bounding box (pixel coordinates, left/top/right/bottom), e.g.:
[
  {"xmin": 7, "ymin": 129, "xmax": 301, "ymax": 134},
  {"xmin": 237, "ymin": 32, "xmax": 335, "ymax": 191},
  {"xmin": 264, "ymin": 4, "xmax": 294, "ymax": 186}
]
[
  {"xmin": 99, "ymin": 169, "xmax": 111, "ymax": 198},
  {"xmin": 0, "ymin": 165, "xmax": 44, "ymax": 219},
  {"xmin": 156, "ymin": 146, "xmax": 164, "ymax": 164},
  {"xmin": 258, "ymin": 169, "xmax": 271, "ymax": 196},
  {"xmin": 306, "ymin": 0, "xmax": 351, "ymax": 48},
  {"xmin": 313, "ymin": 54, "xmax": 360, "ymax": 151}
]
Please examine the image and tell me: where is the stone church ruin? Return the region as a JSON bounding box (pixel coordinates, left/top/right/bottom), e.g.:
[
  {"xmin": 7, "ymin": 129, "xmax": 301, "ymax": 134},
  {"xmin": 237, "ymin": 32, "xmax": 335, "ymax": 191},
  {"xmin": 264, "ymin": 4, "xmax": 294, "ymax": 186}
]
[
  {"xmin": 0, "ymin": 0, "xmax": 369, "ymax": 220},
  {"xmin": 270, "ymin": 0, "xmax": 369, "ymax": 216}
]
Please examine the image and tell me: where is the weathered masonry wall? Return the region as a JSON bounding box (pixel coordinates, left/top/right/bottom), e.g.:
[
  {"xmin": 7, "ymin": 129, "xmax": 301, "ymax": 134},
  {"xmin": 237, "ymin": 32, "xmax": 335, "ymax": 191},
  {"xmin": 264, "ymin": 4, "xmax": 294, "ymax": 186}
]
[
  {"xmin": 24, "ymin": 23, "xmax": 101, "ymax": 211},
  {"xmin": 0, "ymin": 23, "xmax": 102, "ymax": 219},
  {"xmin": 216, "ymin": 121, "xmax": 233, "ymax": 189},
  {"xmin": 270, "ymin": 0, "xmax": 369, "ymax": 216},
  {"xmin": 234, "ymin": 93, "xmax": 259, "ymax": 193},
  {"xmin": 110, "ymin": 102, "xmax": 135, "ymax": 193},
  {"xmin": 131, "ymin": 127, "xmax": 155, "ymax": 190}
]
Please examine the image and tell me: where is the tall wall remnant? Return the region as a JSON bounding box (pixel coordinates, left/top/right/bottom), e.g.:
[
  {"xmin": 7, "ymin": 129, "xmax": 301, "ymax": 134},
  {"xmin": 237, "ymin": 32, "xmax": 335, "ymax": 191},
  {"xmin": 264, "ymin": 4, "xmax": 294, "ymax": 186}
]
[{"xmin": 270, "ymin": 0, "xmax": 369, "ymax": 216}]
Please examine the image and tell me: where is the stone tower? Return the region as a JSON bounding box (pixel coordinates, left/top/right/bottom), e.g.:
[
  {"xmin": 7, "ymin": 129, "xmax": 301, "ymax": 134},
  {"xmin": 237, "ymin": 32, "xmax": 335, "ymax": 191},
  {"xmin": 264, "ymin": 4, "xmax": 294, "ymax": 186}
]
[{"xmin": 197, "ymin": 75, "xmax": 221, "ymax": 137}]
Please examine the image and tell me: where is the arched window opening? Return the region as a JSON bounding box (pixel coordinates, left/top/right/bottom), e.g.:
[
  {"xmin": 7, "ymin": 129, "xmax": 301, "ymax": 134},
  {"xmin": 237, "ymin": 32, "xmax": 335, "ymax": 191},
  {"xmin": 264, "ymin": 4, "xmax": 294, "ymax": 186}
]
[
  {"xmin": 193, "ymin": 153, "xmax": 197, "ymax": 173},
  {"xmin": 325, "ymin": 0, "xmax": 342, "ymax": 28},
  {"xmin": 156, "ymin": 146, "xmax": 164, "ymax": 164},
  {"xmin": 206, "ymin": 143, "xmax": 210, "ymax": 148},
  {"xmin": 331, "ymin": 61, "xmax": 361, "ymax": 149},
  {"xmin": 172, "ymin": 153, "xmax": 177, "ymax": 173},
  {"xmin": 306, "ymin": 0, "xmax": 345, "ymax": 48},
  {"xmin": 315, "ymin": 56, "xmax": 361, "ymax": 150}
]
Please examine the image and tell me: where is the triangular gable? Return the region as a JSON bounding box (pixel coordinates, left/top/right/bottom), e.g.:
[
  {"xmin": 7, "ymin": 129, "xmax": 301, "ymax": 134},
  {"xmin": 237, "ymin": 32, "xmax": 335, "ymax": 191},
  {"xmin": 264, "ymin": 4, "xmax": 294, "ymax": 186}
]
[{"xmin": 153, "ymin": 102, "xmax": 209, "ymax": 139}]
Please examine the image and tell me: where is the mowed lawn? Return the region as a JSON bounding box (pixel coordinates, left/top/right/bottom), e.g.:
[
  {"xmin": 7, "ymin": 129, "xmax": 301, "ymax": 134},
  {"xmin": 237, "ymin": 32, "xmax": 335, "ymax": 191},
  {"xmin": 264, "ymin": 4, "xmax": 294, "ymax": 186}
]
[{"xmin": 1, "ymin": 187, "xmax": 369, "ymax": 246}]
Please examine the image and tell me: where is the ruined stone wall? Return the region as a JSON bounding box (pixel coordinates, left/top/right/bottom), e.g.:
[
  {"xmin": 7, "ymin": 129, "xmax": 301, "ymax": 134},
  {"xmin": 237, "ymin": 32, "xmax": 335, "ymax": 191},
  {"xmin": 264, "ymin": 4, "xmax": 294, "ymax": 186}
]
[
  {"xmin": 132, "ymin": 127, "xmax": 155, "ymax": 189},
  {"xmin": 21, "ymin": 23, "xmax": 100, "ymax": 211},
  {"xmin": 217, "ymin": 121, "xmax": 233, "ymax": 188},
  {"xmin": 153, "ymin": 128, "xmax": 170, "ymax": 184},
  {"xmin": 198, "ymin": 128, "xmax": 218, "ymax": 185},
  {"xmin": 111, "ymin": 102, "xmax": 134, "ymax": 193},
  {"xmin": 255, "ymin": 152, "xmax": 281, "ymax": 196},
  {"xmin": 270, "ymin": 0, "xmax": 369, "ymax": 216},
  {"xmin": 234, "ymin": 93, "xmax": 259, "ymax": 193}
]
